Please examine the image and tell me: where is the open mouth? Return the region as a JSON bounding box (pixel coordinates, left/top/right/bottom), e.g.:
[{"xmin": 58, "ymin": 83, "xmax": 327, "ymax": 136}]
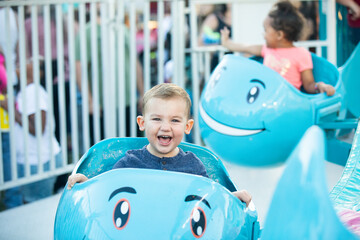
[
  {"xmin": 199, "ymin": 104, "xmax": 265, "ymax": 136},
  {"xmin": 158, "ymin": 135, "xmax": 172, "ymax": 145}
]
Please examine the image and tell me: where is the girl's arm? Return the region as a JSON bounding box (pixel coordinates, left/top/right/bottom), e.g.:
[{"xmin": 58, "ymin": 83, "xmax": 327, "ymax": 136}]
[
  {"xmin": 220, "ymin": 27, "xmax": 262, "ymax": 56},
  {"xmin": 301, "ymin": 69, "xmax": 335, "ymax": 96}
]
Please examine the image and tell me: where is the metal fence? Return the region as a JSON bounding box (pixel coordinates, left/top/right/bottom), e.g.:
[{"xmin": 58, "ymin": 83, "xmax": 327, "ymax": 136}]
[{"xmin": 0, "ymin": 0, "xmax": 336, "ymax": 191}]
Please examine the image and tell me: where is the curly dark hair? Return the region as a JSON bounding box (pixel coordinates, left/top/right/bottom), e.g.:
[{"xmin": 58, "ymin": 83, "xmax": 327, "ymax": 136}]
[{"xmin": 268, "ymin": 1, "xmax": 305, "ymax": 42}]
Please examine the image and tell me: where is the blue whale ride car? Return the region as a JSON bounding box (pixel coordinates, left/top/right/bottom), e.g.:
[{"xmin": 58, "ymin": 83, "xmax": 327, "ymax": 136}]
[
  {"xmin": 199, "ymin": 44, "xmax": 360, "ymax": 167},
  {"xmin": 54, "ymin": 124, "xmax": 360, "ymax": 239},
  {"xmin": 261, "ymin": 124, "xmax": 360, "ymax": 239},
  {"xmin": 54, "ymin": 138, "xmax": 260, "ymax": 239}
]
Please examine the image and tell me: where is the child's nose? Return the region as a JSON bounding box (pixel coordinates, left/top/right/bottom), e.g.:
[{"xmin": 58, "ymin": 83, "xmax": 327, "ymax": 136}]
[{"xmin": 160, "ymin": 121, "xmax": 171, "ymax": 130}]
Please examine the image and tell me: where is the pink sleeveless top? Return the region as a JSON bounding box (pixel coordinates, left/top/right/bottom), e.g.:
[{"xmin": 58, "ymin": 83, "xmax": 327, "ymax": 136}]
[{"xmin": 261, "ymin": 46, "xmax": 313, "ymax": 90}]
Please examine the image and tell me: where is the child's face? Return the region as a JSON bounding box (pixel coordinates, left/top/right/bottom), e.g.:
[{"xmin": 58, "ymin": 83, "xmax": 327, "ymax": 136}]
[
  {"xmin": 263, "ymin": 16, "xmax": 279, "ymax": 48},
  {"xmin": 137, "ymin": 97, "xmax": 194, "ymax": 158}
]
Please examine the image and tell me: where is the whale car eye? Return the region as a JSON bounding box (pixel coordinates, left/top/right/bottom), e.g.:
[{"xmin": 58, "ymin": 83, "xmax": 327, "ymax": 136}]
[
  {"xmin": 247, "ymin": 86, "xmax": 260, "ymax": 104},
  {"xmin": 190, "ymin": 207, "xmax": 206, "ymax": 238},
  {"xmin": 113, "ymin": 199, "xmax": 130, "ymax": 230}
]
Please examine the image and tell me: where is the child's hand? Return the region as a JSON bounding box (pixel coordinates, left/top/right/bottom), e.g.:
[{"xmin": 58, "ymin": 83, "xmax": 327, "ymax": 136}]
[
  {"xmin": 232, "ymin": 190, "xmax": 252, "ymax": 207},
  {"xmin": 220, "ymin": 27, "xmax": 231, "ymax": 46},
  {"xmin": 318, "ymin": 82, "xmax": 335, "ymax": 96},
  {"xmin": 67, "ymin": 173, "xmax": 88, "ymax": 189}
]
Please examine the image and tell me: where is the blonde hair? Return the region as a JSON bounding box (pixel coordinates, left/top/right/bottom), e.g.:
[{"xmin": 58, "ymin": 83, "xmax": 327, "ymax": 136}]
[{"xmin": 142, "ymin": 83, "xmax": 192, "ymax": 119}]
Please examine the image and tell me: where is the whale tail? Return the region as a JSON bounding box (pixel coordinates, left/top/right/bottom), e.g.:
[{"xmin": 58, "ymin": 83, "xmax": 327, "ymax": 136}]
[
  {"xmin": 261, "ymin": 126, "xmax": 358, "ymax": 239},
  {"xmin": 340, "ymin": 43, "xmax": 360, "ymax": 118}
]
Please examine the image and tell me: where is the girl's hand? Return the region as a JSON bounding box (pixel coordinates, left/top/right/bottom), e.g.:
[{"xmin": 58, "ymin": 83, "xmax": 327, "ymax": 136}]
[
  {"xmin": 220, "ymin": 27, "xmax": 231, "ymax": 46},
  {"xmin": 318, "ymin": 82, "xmax": 335, "ymax": 96}
]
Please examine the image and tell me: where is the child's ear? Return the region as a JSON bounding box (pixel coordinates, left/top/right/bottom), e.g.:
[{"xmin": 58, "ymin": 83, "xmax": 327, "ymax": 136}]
[
  {"xmin": 184, "ymin": 119, "xmax": 194, "ymax": 135},
  {"xmin": 277, "ymin": 30, "xmax": 285, "ymax": 40},
  {"xmin": 136, "ymin": 116, "xmax": 145, "ymax": 131}
]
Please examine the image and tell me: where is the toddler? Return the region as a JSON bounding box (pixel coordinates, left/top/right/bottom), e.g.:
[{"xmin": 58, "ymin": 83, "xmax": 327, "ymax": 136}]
[
  {"xmin": 221, "ymin": 0, "xmax": 335, "ymax": 96},
  {"xmin": 68, "ymin": 83, "xmax": 252, "ymax": 206}
]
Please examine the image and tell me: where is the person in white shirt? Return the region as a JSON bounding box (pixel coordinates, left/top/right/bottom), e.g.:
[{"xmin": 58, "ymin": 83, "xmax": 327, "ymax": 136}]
[{"xmin": 0, "ymin": 59, "xmax": 62, "ymax": 204}]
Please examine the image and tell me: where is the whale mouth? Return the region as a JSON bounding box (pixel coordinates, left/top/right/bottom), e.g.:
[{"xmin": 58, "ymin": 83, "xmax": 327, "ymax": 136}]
[{"xmin": 199, "ymin": 104, "xmax": 265, "ymax": 136}]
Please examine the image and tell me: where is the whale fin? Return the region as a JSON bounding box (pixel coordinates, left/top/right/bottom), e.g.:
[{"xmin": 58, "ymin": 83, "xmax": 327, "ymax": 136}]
[
  {"xmin": 261, "ymin": 126, "xmax": 358, "ymax": 239},
  {"xmin": 330, "ymin": 121, "xmax": 360, "ymax": 211},
  {"xmin": 340, "ymin": 43, "xmax": 360, "ymax": 118}
]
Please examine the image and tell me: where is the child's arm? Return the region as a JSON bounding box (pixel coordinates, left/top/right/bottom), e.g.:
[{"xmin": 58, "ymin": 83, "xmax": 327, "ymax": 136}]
[
  {"xmin": 301, "ymin": 69, "xmax": 335, "ymax": 96},
  {"xmin": 27, "ymin": 112, "xmax": 46, "ymax": 135},
  {"xmin": 220, "ymin": 27, "xmax": 262, "ymax": 56},
  {"xmin": 0, "ymin": 96, "xmax": 46, "ymax": 135},
  {"xmin": 232, "ymin": 190, "xmax": 252, "ymax": 207},
  {"xmin": 67, "ymin": 173, "xmax": 89, "ymax": 189}
]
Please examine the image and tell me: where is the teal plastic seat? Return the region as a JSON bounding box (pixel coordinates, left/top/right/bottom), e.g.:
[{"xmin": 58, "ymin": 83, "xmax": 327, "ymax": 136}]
[
  {"xmin": 76, "ymin": 137, "xmax": 237, "ymax": 192},
  {"xmin": 311, "ymin": 53, "xmax": 339, "ymax": 87},
  {"xmin": 55, "ymin": 138, "xmax": 260, "ymax": 239}
]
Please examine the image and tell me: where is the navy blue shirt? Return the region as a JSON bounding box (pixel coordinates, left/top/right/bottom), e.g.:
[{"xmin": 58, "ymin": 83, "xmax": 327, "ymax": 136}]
[{"xmin": 112, "ymin": 146, "xmax": 208, "ymax": 178}]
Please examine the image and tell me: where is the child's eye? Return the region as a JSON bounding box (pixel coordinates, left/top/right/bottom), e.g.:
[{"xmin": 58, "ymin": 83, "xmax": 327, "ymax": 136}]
[
  {"xmin": 172, "ymin": 119, "xmax": 181, "ymax": 123},
  {"xmin": 152, "ymin": 118, "xmax": 161, "ymax": 121}
]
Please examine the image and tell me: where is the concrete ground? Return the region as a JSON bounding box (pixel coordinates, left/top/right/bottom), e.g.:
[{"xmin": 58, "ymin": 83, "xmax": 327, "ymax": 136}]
[
  {"xmin": 0, "ymin": 160, "xmax": 344, "ymax": 239},
  {"xmin": 224, "ymin": 160, "xmax": 344, "ymax": 225},
  {"xmin": 0, "ymin": 192, "xmax": 62, "ymax": 240}
]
